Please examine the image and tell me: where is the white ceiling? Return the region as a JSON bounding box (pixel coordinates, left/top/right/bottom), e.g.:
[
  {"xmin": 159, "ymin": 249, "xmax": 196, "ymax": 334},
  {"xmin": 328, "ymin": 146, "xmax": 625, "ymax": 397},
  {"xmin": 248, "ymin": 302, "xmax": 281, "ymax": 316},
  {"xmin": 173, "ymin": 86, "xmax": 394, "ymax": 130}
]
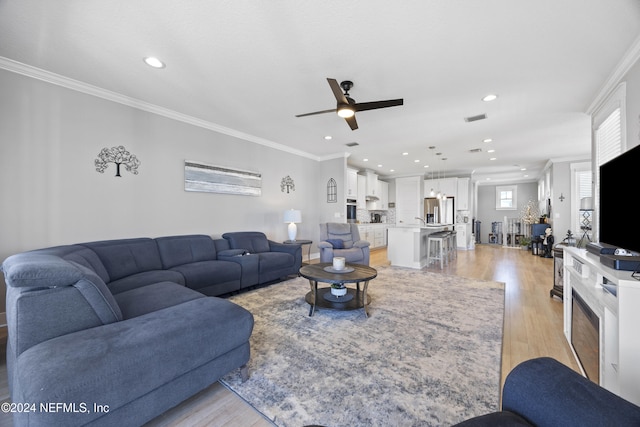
[{"xmin": 2, "ymin": 0, "xmax": 640, "ymax": 183}]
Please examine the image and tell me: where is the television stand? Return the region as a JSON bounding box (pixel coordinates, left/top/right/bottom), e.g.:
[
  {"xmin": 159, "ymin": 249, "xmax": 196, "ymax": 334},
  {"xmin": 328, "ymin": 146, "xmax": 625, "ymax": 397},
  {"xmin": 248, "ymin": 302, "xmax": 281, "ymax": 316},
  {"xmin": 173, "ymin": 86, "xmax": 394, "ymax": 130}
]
[{"xmin": 563, "ymin": 247, "xmax": 640, "ymax": 406}]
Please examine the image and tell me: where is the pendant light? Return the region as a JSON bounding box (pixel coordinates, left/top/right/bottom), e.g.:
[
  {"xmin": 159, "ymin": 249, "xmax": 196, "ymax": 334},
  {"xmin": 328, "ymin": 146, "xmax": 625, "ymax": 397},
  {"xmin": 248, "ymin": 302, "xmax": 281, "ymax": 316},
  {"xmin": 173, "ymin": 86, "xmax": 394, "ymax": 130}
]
[{"xmin": 429, "ymin": 171, "xmax": 435, "ymax": 197}]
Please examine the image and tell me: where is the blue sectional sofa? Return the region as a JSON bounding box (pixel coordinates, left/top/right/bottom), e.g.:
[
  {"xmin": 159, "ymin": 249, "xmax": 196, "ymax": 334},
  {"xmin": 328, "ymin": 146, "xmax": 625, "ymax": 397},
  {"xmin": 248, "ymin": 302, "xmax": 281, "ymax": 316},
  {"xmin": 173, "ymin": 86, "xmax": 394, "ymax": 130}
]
[{"xmin": 1, "ymin": 232, "xmax": 301, "ymax": 426}]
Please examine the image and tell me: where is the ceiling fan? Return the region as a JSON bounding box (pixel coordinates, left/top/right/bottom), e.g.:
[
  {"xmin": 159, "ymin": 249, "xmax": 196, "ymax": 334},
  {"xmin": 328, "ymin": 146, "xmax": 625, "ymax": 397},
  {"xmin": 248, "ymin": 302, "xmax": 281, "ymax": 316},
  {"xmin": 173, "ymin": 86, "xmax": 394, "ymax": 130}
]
[{"xmin": 295, "ymin": 78, "xmax": 403, "ymax": 130}]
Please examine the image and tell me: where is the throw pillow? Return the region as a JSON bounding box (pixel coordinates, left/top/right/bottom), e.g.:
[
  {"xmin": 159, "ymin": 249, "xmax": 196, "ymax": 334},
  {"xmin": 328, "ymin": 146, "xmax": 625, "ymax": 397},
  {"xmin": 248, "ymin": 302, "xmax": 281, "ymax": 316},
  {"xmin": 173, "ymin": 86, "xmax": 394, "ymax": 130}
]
[{"xmin": 325, "ymin": 239, "xmax": 344, "ymax": 249}]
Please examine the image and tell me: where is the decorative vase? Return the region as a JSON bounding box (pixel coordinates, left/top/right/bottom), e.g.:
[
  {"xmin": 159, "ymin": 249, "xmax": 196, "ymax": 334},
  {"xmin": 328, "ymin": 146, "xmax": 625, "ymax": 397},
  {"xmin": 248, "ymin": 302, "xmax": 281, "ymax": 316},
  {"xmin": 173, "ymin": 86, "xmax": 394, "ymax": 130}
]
[{"xmin": 331, "ymin": 286, "xmax": 347, "ymax": 297}]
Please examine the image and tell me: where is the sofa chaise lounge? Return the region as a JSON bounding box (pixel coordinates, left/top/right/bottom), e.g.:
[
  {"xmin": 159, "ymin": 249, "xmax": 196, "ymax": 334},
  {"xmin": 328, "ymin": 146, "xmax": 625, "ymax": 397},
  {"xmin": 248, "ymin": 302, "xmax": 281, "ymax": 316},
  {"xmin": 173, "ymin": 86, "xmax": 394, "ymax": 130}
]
[{"xmin": 1, "ymin": 232, "xmax": 301, "ymax": 426}]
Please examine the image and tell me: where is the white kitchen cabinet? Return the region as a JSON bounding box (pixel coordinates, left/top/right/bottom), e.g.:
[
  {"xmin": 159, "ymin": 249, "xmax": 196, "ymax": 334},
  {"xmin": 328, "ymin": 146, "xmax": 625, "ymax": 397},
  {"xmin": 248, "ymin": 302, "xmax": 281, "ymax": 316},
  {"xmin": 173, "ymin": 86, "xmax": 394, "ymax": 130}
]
[
  {"xmin": 347, "ymin": 168, "xmax": 358, "ymax": 199},
  {"xmin": 440, "ymin": 177, "xmax": 458, "ymax": 198},
  {"xmin": 367, "ymin": 180, "xmax": 389, "ymax": 210},
  {"xmin": 365, "ymin": 171, "xmax": 378, "ymax": 198},
  {"xmin": 379, "ymin": 181, "xmax": 389, "ymax": 209},
  {"xmin": 395, "ymin": 176, "xmax": 424, "ymax": 226},
  {"xmin": 455, "ymin": 223, "xmax": 470, "ymax": 249},
  {"xmin": 424, "ymin": 177, "xmax": 457, "ymax": 198},
  {"xmin": 357, "ymin": 175, "xmax": 366, "ymax": 208},
  {"xmin": 358, "ymin": 224, "xmax": 387, "ymax": 248},
  {"xmin": 456, "ymin": 177, "xmax": 470, "ymax": 210},
  {"xmin": 358, "ymin": 225, "xmax": 372, "ymax": 245},
  {"xmin": 374, "ymin": 226, "xmax": 386, "ymax": 247}
]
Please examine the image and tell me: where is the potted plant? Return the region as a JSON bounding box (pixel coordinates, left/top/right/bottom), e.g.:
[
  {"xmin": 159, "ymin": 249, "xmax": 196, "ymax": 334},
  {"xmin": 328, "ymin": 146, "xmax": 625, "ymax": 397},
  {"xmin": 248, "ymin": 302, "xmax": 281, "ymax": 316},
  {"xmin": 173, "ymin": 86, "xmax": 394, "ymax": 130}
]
[
  {"xmin": 520, "ymin": 236, "xmax": 531, "ymax": 250},
  {"xmin": 330, "ymin": 283, "xmax": 347, "ymax": 297}
]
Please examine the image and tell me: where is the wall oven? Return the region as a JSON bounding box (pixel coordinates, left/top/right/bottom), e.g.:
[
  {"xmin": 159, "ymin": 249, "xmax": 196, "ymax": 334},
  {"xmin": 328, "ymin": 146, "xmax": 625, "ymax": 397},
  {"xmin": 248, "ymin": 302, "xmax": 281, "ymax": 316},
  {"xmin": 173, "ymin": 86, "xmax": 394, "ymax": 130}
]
[{"xmin": 346, "ymin": 200, "xmax": 357, "ymax": 223}]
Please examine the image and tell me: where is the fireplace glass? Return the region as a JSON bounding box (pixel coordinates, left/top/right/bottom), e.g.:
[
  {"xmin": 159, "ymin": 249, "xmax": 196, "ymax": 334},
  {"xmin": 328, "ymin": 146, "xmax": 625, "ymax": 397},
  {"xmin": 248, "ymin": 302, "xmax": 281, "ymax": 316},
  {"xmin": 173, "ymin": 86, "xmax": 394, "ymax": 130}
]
[{"xmin": 571, "ymin": 289, "xmax": 600, "ymax": 383}]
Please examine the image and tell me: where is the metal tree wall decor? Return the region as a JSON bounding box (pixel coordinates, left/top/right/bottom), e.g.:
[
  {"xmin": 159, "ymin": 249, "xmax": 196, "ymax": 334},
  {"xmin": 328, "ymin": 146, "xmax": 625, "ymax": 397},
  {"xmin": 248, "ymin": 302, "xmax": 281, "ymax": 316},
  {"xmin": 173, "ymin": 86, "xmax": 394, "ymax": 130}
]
[
  {"xmin": 281, "ymin": 175, "xmax": 295, "ymax": 193},
  {"xmin": 95, "ymin": 146, "xmax": 141, "ymax": 177}
]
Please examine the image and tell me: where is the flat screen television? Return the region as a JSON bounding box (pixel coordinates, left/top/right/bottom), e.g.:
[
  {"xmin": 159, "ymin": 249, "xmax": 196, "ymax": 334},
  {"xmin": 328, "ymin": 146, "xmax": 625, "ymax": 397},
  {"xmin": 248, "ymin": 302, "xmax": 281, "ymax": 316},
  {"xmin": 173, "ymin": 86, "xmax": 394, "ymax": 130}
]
[{"xmin": 599, "ymin": 143, "xmax": 640, "ymax": 254}]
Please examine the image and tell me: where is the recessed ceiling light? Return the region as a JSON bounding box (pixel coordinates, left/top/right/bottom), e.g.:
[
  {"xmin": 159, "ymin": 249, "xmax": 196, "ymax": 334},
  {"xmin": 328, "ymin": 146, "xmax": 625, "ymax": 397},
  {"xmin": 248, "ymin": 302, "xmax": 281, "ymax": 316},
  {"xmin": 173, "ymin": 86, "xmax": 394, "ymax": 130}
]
[
  {"xmin": 390, "ymin": 169, "xmax": 395, "ymax": 172},
  {"xmin": 424, "ymin": 165, "xmax": 429, "ymax": 168},
  {"xmin": 414, "ymin": 159, "xmax": 420, "ymax": 163},
  {"xmin": 487, "ymin": 149, "xmax": 495, "ymax": 153},
  {"xmin": 377, "ymin": 164, "xmax": 383, "ymax": 168},
  {"xmin": 363, "ymin": 158, "xmax": 369, "ymax": 162},
  {"xmin": 490, "ymin": 157, "xmax": 497, "ymax": 161},
  {"xmin": 143, "ymin": 57, "xmax": 166, "ymax": 69},
  {"xmin": 521, "ymin": 167, "xmax": 527, "ymax": 171},
  {"xmin": 324, "ymin": 135, "xmax": 332, "ymax": 140},
  {"xmin": 402, "ymin": 152, "xmax": 409, "ymax": 156},
  {"xmin": 482, "ymin": 94, "xmax": 498, "ymax": 102},
  {"xmin": 483, "ymin": 138, "xmax": 492, "ymax": 143}
]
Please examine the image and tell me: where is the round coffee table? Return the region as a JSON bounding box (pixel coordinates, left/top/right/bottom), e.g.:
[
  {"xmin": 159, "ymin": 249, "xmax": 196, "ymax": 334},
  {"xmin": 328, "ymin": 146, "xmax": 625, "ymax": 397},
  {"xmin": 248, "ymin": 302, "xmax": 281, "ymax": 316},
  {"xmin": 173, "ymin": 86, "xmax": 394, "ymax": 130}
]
[{"xmin": 299, "ymin": 263, "xmax": 377, "ymax": 317}]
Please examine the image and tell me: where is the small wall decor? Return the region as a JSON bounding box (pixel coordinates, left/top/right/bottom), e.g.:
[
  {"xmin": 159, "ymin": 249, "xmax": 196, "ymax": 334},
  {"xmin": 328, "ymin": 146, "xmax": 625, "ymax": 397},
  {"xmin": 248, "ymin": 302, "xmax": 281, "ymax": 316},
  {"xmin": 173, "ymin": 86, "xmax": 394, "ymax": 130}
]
[
  {"xmin": 327, "ymin": 178, "xmax": 337, "ymax": 203},
  {"xmin": 185, "ymin": 160, "xmax": 261, "ymax": 196},
  {"xmin": 95, "ymin": 145, "xmax": 141, "ymax": 177},
  {"xmin": 281, "ymin": 175, "xmax": 295, "ymax": 193}
]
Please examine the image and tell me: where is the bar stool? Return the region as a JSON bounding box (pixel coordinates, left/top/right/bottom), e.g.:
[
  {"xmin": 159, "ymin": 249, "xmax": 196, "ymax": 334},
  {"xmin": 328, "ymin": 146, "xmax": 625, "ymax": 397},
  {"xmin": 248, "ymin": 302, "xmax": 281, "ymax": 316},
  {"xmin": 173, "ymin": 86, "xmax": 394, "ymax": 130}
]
[
  {"xmin": 448, "ymin": 230, "xmax": 458, "ymax": 262},
  {"xmin": 427, "ymin": 231, "xmax": 450, "ymax": 269}
]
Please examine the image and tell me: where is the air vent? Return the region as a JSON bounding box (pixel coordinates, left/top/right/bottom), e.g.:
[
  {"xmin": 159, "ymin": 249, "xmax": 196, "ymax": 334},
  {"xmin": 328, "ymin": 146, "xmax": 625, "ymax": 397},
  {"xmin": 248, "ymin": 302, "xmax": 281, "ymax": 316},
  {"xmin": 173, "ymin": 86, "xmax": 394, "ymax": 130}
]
[
  {"xmin": 469, "ymin": 148, "xmax": 483, "ymax": 153},
  {"xmin": 464, "ymin": 114, "xmax": 488, "ymax": 123},
  {"xmin": 345, "ymin": 142, "xmax": 359, "ymax": 147}
]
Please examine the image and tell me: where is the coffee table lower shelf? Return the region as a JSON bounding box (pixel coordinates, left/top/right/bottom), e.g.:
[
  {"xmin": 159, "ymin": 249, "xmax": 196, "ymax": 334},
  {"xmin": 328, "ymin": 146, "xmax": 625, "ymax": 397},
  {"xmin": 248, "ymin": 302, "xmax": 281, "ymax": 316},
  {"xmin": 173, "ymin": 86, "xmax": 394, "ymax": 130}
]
[{"xmin": 305, "ymin": 288, "xmax": 371, "ymax": 316}]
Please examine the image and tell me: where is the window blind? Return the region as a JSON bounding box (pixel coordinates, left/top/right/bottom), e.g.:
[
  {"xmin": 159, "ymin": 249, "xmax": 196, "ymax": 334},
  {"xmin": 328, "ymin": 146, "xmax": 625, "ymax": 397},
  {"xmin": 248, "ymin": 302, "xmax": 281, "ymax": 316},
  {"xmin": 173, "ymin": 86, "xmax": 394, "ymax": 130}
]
[{"xmin": 596, "ymin": 107, "xmax": 621, "ymax": 167}]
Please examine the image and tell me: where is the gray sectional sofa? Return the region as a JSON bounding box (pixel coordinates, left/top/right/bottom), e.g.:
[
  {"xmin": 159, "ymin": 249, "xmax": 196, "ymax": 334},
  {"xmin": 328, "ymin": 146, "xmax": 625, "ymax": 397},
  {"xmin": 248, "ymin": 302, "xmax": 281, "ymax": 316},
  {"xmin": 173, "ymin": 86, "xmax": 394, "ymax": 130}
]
[{"xmin": 1, "ymin": 232, "xmax": 301, "ymax": 426}]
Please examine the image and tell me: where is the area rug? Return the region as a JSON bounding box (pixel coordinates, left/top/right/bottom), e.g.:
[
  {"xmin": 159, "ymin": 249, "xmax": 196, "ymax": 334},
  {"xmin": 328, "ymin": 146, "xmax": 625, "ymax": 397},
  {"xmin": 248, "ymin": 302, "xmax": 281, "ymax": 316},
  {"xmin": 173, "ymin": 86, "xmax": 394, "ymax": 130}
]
[{"xmin": 221, "ymin": 266, "xmax": 505, "ymax": 427}]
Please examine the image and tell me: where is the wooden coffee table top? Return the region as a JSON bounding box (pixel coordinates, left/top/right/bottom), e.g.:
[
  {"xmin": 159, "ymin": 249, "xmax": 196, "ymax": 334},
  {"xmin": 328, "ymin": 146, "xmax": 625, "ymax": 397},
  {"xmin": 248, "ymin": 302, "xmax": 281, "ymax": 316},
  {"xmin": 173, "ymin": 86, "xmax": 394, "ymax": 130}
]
[{"xmin": 299, "ymin": 263, "xmax": 377, "ymax": 284}]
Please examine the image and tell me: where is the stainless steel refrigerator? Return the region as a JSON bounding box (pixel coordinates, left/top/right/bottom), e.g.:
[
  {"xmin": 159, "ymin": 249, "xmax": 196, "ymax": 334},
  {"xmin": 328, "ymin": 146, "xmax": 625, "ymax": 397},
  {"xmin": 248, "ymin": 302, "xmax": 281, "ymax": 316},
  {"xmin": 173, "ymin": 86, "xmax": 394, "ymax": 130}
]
[{"xmin": 424, "ymin": 197, "xmax": 454, "ymax": 224}]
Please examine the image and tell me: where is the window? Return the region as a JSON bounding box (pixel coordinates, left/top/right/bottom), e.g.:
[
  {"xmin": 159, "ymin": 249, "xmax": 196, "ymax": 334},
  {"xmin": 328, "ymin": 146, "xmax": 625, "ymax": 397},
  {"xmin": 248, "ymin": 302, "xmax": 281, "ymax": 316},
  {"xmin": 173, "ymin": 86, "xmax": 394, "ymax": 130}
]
[
  {"xmin": 496, "ymin": 185, "xmax": 517, "ymax": 210},
  {"xmin": 592, "ymin": 83, "xmax": 625, "ymax": 241},
  {"xmin": 571, "ymin": 163, "xmax": 593, "ymax": 241}
]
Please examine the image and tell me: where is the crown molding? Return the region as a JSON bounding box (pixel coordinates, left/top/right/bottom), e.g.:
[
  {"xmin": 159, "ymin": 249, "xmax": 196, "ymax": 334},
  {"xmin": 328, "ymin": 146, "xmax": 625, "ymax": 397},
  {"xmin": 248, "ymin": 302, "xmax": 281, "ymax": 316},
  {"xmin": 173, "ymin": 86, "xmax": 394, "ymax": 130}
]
[
  {"xmin": 0, "ymin": 56, "xmax": 322, "ymax": 162},
  {"xmin": 586, "ymin": 33, "xmax": 640, "ymax": 115}
]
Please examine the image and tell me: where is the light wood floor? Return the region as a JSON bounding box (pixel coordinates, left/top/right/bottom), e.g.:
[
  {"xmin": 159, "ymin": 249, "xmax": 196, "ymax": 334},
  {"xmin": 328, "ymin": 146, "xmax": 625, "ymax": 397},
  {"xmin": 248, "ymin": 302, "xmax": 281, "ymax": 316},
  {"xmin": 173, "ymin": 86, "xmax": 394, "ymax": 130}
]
[{"xmin": 0, "ymin": 245, "xmax": 580, "ymax": 426}]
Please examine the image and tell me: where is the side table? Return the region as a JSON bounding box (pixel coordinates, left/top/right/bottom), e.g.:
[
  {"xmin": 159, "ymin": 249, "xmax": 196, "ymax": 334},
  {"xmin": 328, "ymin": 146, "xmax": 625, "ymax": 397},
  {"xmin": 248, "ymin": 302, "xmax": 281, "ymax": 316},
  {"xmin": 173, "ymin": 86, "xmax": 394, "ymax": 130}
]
[{"xmin": 283, "ymin": 239, "xmax": 312, "ymax": 265}]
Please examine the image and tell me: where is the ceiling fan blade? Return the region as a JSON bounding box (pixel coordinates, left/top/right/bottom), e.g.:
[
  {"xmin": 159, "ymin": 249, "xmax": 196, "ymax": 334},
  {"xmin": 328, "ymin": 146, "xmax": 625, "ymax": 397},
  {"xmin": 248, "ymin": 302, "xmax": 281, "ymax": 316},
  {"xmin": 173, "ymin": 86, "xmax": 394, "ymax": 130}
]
[
  {"xmin": 354, "ymin": 98, "xmax": 404, "ymax": 112},
  {"xmin": 295, "ymin": 108, "xmax": 337, "ymax": 117},
  {"xmin": 345, "ymin": 115, "xmax": 358, "ymax": 130},
  {"xmin": 327, "ymin": 78, "xmax": 349, "ymax": 104}
]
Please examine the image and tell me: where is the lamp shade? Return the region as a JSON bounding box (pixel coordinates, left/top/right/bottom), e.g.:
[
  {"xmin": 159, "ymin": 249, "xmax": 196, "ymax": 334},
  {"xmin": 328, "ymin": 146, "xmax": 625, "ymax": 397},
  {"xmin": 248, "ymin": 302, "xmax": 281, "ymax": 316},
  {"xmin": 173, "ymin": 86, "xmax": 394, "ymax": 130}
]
[
  {"xmin": 580, "ymin": 197, "xmax": 593, "ymax": 211},
  {"xmin": 283, "ymin": 209, "xmax": 301, "ymax": 223}
]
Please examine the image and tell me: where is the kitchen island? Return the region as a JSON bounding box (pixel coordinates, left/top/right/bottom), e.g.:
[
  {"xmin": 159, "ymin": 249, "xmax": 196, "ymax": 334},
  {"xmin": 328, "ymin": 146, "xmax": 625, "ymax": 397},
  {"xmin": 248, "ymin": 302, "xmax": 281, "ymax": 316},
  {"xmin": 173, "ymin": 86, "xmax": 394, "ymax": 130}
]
[{"xmin": 387, "ymin": 225, "xmax": 450, "ymax": 269}]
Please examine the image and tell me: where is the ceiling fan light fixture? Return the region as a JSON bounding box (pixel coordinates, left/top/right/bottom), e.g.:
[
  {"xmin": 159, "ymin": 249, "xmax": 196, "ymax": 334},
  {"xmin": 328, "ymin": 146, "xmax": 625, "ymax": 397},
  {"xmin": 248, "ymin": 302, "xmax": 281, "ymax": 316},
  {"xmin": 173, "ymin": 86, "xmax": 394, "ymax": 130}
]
[{"xmin": 337, "ymin": 105, "xmax": 355, "ymax": 118}]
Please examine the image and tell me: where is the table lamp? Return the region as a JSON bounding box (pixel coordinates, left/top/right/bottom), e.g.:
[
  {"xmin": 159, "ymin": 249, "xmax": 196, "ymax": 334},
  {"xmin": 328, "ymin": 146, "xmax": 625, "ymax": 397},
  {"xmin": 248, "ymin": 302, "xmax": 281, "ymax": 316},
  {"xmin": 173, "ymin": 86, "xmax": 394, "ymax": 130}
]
[{"xmin": 284, "ymin": 209, "xmax": 302, "ymax": 241}]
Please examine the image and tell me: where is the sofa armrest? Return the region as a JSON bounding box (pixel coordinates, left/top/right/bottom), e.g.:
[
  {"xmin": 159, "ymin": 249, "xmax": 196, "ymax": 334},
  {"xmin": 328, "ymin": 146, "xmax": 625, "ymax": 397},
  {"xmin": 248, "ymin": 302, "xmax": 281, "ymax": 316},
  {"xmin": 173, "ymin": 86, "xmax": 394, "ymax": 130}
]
[
  {"xmin": 268, "ymin": 240, "xmax": 298, "ymax": 254},
  {"xmin": 268, "ymin": 241, "xmax": 302, "ymax": 270},
  {"xmin": 353, "ymin": 240, "xmax": 370, "ymax": 248},
  {"xmin": 502, "ymin": 357, "xmax": 640, "ymax": 427}
]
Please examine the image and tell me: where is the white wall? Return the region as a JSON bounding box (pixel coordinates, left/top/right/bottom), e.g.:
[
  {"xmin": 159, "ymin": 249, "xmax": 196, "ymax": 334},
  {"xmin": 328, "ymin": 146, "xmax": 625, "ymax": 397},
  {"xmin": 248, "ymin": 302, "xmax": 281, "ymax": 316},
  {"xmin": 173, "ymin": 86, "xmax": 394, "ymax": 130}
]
[
  {"xmin": 623, "ymin": 53, "xmax": 640, "ymax": 151},
  {"xmin": 0, "ymin": 69, "xmax": 328, "ymax": 311}
]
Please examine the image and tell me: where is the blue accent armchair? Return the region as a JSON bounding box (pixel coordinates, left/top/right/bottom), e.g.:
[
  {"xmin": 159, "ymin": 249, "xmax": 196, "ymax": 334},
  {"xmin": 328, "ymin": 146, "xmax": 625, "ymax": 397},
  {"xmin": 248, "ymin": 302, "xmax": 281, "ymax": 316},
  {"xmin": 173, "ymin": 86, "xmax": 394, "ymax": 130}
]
[
  {"xmin": 318, "ymin": 223, "xmax": 370, "ymax": 265},
  {"xmin": 453, "ymin": 357, "xmax": 640, "ymax": 427}
]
